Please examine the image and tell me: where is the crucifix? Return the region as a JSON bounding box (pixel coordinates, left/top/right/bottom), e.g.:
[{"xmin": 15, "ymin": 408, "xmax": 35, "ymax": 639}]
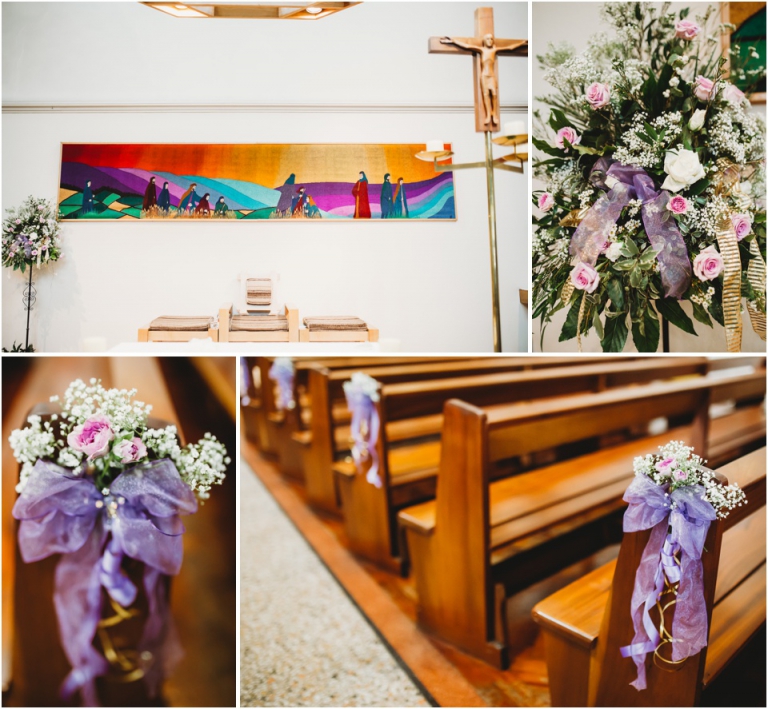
[{"xmin": 425, "ymin": 7, "xmax": 528, "ymax": 352}]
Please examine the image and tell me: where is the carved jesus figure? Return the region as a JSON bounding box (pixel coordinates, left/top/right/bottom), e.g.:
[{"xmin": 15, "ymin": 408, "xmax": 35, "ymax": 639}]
[{"xmin": 441, "ymin": 33, "xmax": 500, "ymax": 127}]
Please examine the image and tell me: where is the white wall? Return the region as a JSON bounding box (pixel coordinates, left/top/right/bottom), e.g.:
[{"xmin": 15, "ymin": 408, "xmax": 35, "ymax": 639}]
[
  {"xmin": 531, "ymin": 2, "xmax": 765, "ymax": 353},
  {"xmin": 2, "ymin": 1, "xmax": 529, "ymax": 353}
]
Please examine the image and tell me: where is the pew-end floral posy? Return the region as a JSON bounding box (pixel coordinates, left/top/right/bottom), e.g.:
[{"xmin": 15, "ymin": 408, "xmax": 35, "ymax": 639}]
[
  {"xmin": 532, "ymin": 2, "xmax": 766, "ymax": 352},
  {"xmin": 9, "ymin": 378, "xmax": 230, "ymax": 499},
  {"xmin": 632, "ymin": 440, "xmax": 746, "ymax": 518}
]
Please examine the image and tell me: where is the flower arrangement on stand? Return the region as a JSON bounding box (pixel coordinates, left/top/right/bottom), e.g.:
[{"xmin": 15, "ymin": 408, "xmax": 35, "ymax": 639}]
[
  {"xmin": 532, "ymin": 3, "xmax": 766, "ymax": 352},
  {"xmin": 621, "ymin": 440, "xmax": 746, "ymax": 689},
  {"xmin": 2, "ymin": 196, "xmax": 63, "ymax": 352},
  {"xmin": 9, "ymin": 378, "xmax": 230, "ymax": 706}
]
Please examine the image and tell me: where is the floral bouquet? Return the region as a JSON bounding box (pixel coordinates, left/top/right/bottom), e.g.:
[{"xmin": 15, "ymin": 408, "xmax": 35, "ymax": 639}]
[
  {"xmin": 532, "ymin": 3, "xmax": 766, "ymax": 352},
  {"xmin": 9, "ymin": 378, "xmax": 230, "ymax": 706},
  {"xmin": 620, "ymin": 441, "xmax": 745, "ymax": 689},
  {"xmin": 2, "ymin": 196, "xmax": 62, "ymax": 272}
]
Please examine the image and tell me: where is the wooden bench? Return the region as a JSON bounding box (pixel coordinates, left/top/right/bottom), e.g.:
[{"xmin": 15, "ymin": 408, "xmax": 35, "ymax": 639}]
[
  {"xmin": 336, "ymin": 358, "xmax": 761, "ymax": 571},
  {"xmin": 218, "ymin": 302, "xmax": 299, "ymax": 343},
  {"xmin": 532, "ymin": 447, "xmax": 766, "ymax": 706},
  {"xmin": 396, "ymin": 369, "xmax": 765, "ymax": 668},
  {"xmin": 301, "ymin": 356, "xmax": 645, "ymax": 512}
]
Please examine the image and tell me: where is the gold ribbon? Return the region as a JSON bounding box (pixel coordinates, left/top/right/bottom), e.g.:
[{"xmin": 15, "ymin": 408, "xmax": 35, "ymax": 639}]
[
  {"xmin": 559, "ymin": 206, "xmax": 589, "ymax": 228},
  {"xmin": 96, "ymin": 598, "xmax": 148, "ymax": 683},
  {"xmin": 714, "ymin": 214, "xmax": 743, "ymax": 353},
  {"xmin": 652, "ymin": 555, "xmax": 687, "ymax": 673},
  {"xmin": 747, "ymin": 240, "xmax": 767, "ymax": 342}
]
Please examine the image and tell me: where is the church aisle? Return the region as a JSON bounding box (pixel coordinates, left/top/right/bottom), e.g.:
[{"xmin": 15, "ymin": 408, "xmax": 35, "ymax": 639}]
[{"xmin": 240, "ymin": 460, "xmax": 428, "ymax": 707}]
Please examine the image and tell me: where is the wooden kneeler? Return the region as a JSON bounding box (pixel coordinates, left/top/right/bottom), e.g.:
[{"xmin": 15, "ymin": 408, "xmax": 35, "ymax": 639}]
[
  {"xmin": 218, "ymin": 303, "xmax": 299, "ymax": 343},
  {"xmin": 299, "ymin": 317, "xmax": 379, "ymax": 343},
  {"xmin": 138, "ymin": 316, "xmax": 218, "ymax": 343}
]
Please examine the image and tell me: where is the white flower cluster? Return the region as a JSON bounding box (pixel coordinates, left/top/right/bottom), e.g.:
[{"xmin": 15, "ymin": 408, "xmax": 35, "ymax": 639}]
[
  {"xmin": 171, "ymin": 433, "xmax": 230, "ymax": 501},
  {"xmin": 57, "ymin": 378, "xmax": 153, "ymax": 432},
  {"xmin": 690, "ymin": 285, "xmax": 715, "ymax": 308},
  {"xmin": 614, "ymin": 112, "xmax": 683, "ymax": 169},
  {"xmin": 633, "ymin": 440, "xmax": 746, "ymax": 518},
  {"xmin": 2, "ymin": 196, "xmax": 62, "ymax": 271},
  {"xmin": 707, "ymin": 103, "xmax": 765, "ymax": 165},
  {"xmin": 9, "ymin": 415, "xmax": 56, "ymax": 492},
  {"xmin": 343, "ymin": 372, "xmax": 381, "ymax": 402},
  {"xmin": 685, "ymin": 194, "xmax": 731, "ymax": 243}
]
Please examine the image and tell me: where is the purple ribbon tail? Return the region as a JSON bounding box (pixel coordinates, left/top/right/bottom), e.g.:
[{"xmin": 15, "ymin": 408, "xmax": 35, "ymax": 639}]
[
  {"xmin": 54, "ymin": 522, "xmax": 109, "ymax": 706},
  {"xmin": 365, "ymin": 408, "xmax": 381, "ymax": 489},
  {"xmin": 99, "ymin": 537, "xmax": 137, "ymax": 608}
]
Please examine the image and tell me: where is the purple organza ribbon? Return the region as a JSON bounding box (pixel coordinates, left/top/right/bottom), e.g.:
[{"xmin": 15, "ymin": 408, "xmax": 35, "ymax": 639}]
[
  {"xmin": 571, "ymin": 158, "xmax": 692, "ymax": 298},
  {"xmin": 343, "ymin": 388, "xmax": 381, "ymax": 488},
  {"xmin": 268, "ymin": 358, "xmax": 295, "ymax": 411},
  {"xmin": 619, "ymin": 475, "xmax": 717, "ymax": 690},
  {"xmin": 12, "ymin": 458, "xmax": 197, "ymax": 706},
  {"xmin": 240, "ymin": 358, "xmax": 252, "ymax": 406}
]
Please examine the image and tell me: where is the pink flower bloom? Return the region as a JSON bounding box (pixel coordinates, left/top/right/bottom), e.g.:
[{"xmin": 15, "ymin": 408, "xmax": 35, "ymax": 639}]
[
  {"xmin": 538, "ymin": 192, "xmax": 555, "ymax": 212},
  {"xmin": 656, "ymin": 457, "xmax": 676, "ymax": 475},
  {"xmin": 15, "ymin": 219, "xmax": 21, "ymax": 224},
  {"xmin": 570, "ymin": 262, "xmax": 600, "ymax": 293},
  {"xmin": 113, "ymin": 437, "xmax": 148, "ymax": 464},
  {"xmin": 694, "ymin": 75, "xmax": 715, "ymax": 102},
  {"xmin": 723, "ymin": 83, "xmax": 745, "ymax": 106},
  {"xmin": 668, "ymin": 195, "xmax": 690, "ymax": 215},
  {"xmin": 67, "ymin": 414, "xmax": 115, "ymax": 460},
  {"xmin": 731, "ymin": 213, "xmax": 752, "ymax": 241},
  {"xmin": 555, "ymin": 126, "xmax": 581, "ymax": 150},
  {"xmin": 585, "ymin": 82, "xmax": 611, "ymax": 109},
  {"xmin": 693, "ymin": 245, "xmax": 724, "ymax": 281},
  {"xmin": 31, "ymin": 250, "xmax": 38, "ymax": 256},
  {"xmin": 675, "ymin": 19, "xmax": 701, "ymax": 40},
  {"xmin": 674, "ymin": 469, "xmax": 689, "ymax": 481}
]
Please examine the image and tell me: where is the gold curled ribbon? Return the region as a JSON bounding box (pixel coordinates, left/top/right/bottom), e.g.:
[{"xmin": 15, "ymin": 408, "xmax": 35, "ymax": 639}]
[
  {"xmin": 96, "ymin": 598, "xmax": 148, "ymax": 683},
  {"xmin": 652, "ymin": 552, "xmax": 687, "ymax": 673},
  {"xmin": 559, "ymin": 206, "xmax": 590, "ymax": 229},
  {"xmin": 560, "ymin": 280, "xmax": 584, "ymax": 352},
  {"xmin": 747, "ymin": 240, "xmax": 767, "ymax": 342}
]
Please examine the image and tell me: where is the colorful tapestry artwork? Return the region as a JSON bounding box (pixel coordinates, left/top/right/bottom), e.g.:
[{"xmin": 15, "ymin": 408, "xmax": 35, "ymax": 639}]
[{"xmin": 58, "ymin": 143, "xmax": 456, "ymax": 221}]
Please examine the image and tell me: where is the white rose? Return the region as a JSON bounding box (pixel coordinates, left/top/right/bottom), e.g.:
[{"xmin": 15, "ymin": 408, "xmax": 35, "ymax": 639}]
[
  {"xmin": 604, "ymin": 242, "xmax": 623, "ymax": 262},
  {"xmin": 688, "ymin": 109, "xmax": 706, "ymax": 132},
  {"xmin": 661, "ymin": 149, "xmax": 706, "ymax": 192}
]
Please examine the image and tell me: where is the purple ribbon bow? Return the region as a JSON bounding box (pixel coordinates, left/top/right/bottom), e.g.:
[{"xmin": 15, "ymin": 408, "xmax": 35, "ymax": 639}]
[
  {"xmin": 343, "ymin": 387, "xmax": 381, "ymax": 488},
  {"xmin": 13, "ymin": 458, "xmax": 198, "ymax": 706},
  {"xmin": 268, "ymin": 358, "xmax": 295, "ymax": 411},
  {"xmin": 619, "ymin": 474, "xmax": 717, "ymax": 690},
  {"xmin": 571, "ymin": 158, "xmax": 692, "ymax": 299}
]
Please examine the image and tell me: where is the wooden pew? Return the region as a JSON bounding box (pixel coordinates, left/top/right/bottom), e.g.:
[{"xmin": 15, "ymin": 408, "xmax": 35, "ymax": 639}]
[
  {"xmin": 337, "ymin": 358, "xmax": 761, "ymax": 571},
  {"xmin": 532, "ymin": 448, "xmax": 766, "ymax": 706},
  {"xmin": 396, "ymin": 369, "xmax": 765, "ymax": 669},
  {"xmin": 302, "ymin": 356, "xmax": 644, "ymax": 512}
]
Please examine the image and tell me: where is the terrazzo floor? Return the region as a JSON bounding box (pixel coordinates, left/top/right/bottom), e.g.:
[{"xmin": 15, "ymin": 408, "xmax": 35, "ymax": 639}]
[{"xmin": 240, "ymin": 460, "xmax": 429, "ymax": 707}]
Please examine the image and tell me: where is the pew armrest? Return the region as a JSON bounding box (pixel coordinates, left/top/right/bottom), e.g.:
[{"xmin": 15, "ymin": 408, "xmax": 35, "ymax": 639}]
[
  {"xmin": 291, "ymin": 430, "xmax": 313, "ymax": 446},
  {"xmin": 332, "ymin": 460, "xmax": 357, "ymax": 478},
  {"xmin": 398, "ymin": 500, "xmax": 436, "ymax": 536}
]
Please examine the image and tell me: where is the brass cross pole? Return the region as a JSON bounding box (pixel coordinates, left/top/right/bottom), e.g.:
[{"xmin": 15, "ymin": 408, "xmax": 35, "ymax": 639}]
[{"xmin": 429, "ymin": 7, "xmax": 527, "ymax": 352}]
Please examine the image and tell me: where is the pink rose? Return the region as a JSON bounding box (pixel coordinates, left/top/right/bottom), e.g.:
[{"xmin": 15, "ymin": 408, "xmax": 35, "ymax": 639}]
[
  {"xmin": 694, "ymin": 75, "xmax": 714, "ymax": 102},
  {"xmin": 674, "ymin": 469, "xmax": 688, "ymax": 481},
  {"xmin": 538, "ymin": 192, "xmax": 555, "ymax": 212},
  {"xmin": 113, "ymin": 437, "xmax": 148, "ymax": 464},
  {"xmin": 656, "ymin": 457, "xmax": 676, "ymax": 475},
  {"xmin": 570, "ymin": 262, "xmax": 600, "ymax": 293},
  {"xmin": 67, "ymin": 414, "xmax": 114, "ymax": 460},
  {"xmin": 585, "ymin": 82, "xmax": 611, "ymax": 109},
  {"xmin": 668, "ymin": 195, "xmax": 690, "ymax": 215},
  {"xmin": 693, "ymin": 245, "xmax": 724, "ymax": 281},
  {"xmin": 555, "ymin": 126, "xmax": 581, "ymax": 150},
  {"xmin": 675, "ymin": 19, "xmax": 701, "ymax": 40},
  {"xmin": 731, "ymin": 213, "xmax": 752, "ymax": 241},
  {"xmin": 723, "ymin": 83, "xmax": 745, "ymax": 106}
]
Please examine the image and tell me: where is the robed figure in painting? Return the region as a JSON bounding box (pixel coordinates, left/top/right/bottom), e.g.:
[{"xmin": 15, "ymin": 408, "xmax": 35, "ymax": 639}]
[
  {"xmin": 143, "ymin": 177, "xmax": 158, "ymax": 212},
  {"xmin": 81, "ymin": 180, "xmax": 95, "ymax": 216},
  {"xmin": 275, "ymin": 174, "xmax": 296, "ymax": 217},
  {"xmin": 352, "ymin": 172, "xmax": 371, "ymax": 219},
  {"xmin": 392, "ymin": 177, "xmax": 409, "ymax": 218},
  {"xmin": 214, "ymin": 197, "xmax": 229, "ymax": 215},
  {"xmin": 195, "ymin": 193, "xmax": 212, "ymax": 217},
  {"xmin": 292, "ymin": 188, "xmax": 307, "ymax": 217},
  {"xmin": 380, "ymin": 173, "xmax": 393, "ymax": 219},
  {"xmin": 157, "ymin": 181, "xmax": 171, "ymax": 214},
  {"xmin": 179, "ymin": 183, "xmax": 200, "ymax": 214}
]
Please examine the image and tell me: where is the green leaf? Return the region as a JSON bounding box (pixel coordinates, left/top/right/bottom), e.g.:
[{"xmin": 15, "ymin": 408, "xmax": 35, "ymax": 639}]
[
  {"xmin": 709, "ymin": 295, "xmax": 725, "ymax": 326},
  {"xmin": 644, "ymin": 122, "xmax": 659, "ymax": 140},
  {"xmin": 688, "ymin": 178, "xmax": 711, "ymax": 196},
  {"xmin": 600, "ymin": 312, "xmax": 629, "ymax": 352},
  {"xmin": 655, "ymin": 297, "xmax": 697, "ymax": 335},
  {"xmin": 613, "ymin": 259, "xmax": 635, "ymax": 271},
  {"xmin": 532, "ymin": 135, "xmax": 564, "ymax": 157},
  {"xmin": 559, "ymin": 293, "xmax": 583, "ymax": 342},
  {"xmin": 691, "ymin": 302, "xmax": 713, "ymax": 328},
  {"xmin": 629, "ymin": 267, "xmax": 642, "ymax": 288},
  {"xmin": 639, "ymin": 246, "xmax": 659, "ymax": 266},
  {"xmin": 632, "ymin": 306, "xmax": 661, "ymax": 353},
  {"xmin": 572, "ymin": 143, "xmax": 604, "ymax": 156},
  {"xmin": 624, "ymin": 238, "xmax": 640, "ymax": 256},
  {"xmin": 548, "ymin": 108, "xmax": 571, "ymax": 132},
  {"xmin": 606, "ymin": 278, "xmax": 625, "ymax": 310},
  {"xmin": 592, "ymin": 309, "xmax": 604, "ymax": 339}
]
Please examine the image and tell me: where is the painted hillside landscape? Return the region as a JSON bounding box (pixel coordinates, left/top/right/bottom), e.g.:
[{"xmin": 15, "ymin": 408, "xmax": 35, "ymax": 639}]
[{"xmin": 58, "ymin": 144, "xmax": 456, "ymax": 221}]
